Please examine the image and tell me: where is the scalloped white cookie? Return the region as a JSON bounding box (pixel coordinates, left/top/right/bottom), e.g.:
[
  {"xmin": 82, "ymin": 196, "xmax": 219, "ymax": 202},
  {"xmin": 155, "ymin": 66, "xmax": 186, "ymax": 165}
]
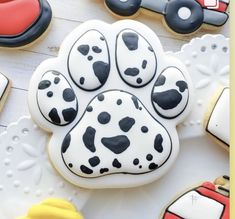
[
  {"xmin": 28, "ymin": 20, "xmax": 194, "ymax": 189},
  {"xmin": 173, "ymin": 35, "xmax": 229, "ymax": 140},
  {"xmin": 0, "ymin": 117, "xmax": 91, "ymax": 219}
]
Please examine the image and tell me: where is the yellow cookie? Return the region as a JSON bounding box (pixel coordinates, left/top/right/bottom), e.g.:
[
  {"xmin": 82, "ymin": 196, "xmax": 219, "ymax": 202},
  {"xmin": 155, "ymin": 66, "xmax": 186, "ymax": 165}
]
[{"xmin": 17, "ymin": 198, "xmax": 84, "ymax": 219}]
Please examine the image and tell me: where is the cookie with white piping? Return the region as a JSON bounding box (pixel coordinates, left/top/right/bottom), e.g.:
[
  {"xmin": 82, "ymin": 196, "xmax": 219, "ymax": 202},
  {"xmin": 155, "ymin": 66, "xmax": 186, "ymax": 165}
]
[
  {"xmin": 161, "ymin": 175, "xmax": 230, "ymax": 219},
  {"xmin": 104, "ymin": 0, "xmax": 229, "ymax": 35},
  {"xmin": 204, "ymin": 87, "xmax": 229, "ymax": 151},
  {"xmin": 173, "ymin": 34, "xmax": 229, "ymax": 140},
  {"xmin": 0, "ymin": 0, "xmax": 52, "ymax": 48},
  {"xmin": 0, "ymin": 72, "xmax": 11, "ymax": 113},
  {"xmin": 28, "ymin": 20, "xmax": 194, "ymax": 189}
]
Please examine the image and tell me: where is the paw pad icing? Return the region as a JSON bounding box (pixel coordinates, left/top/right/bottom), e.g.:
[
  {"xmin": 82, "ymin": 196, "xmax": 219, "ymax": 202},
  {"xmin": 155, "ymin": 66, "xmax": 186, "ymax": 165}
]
[{"xmin": 28, "ymin": 20, "xmax": 193, "ymax": 188}]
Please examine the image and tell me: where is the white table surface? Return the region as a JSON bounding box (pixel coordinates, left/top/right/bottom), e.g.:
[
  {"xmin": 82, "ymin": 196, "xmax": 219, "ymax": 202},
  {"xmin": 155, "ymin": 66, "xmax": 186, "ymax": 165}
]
[{"xmin": 0, "ymin": 1, "xmax": 229, "ymax": 219}]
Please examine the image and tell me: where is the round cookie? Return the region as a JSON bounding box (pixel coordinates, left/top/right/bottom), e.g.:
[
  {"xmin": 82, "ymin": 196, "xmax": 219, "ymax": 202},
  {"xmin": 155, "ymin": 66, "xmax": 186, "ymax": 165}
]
[
  {"xmin": 204, "ymin": 87, "xmax": 229, "ymax": 151},
  {"xmin": 17, "ymin": 198, "xmax": 84, "ymax": 219},
  {"xmin": 28, "ymin": 20, "xmax": 194, "ymax": 189},
  {"xmin": 0, "ymin": 0, "xmax": 52, "ymax": 48},
  {"xmin": 104, "ymin": 0, "xmax": 229, "ymax": 35},
  {"xmin": 161, "ymin": 175, "xmax": 230, "ymax": 219},
  {"xmin": 0, "ymin": 72, "xmax": 11, "ymax": 113}
]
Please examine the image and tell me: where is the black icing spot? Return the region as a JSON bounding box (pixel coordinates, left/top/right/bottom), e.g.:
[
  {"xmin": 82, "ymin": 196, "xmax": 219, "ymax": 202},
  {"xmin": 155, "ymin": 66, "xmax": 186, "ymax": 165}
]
[
  {"xmin": 80, "ymin": 77, "xmax": 85, "ymax": 85},
  {"xmin": 101, "ymin": 135, "xmax": 130, "ymax": 154},
  {"xmin": 92, "ymin": 46, "xmax": 102, "ymax": 53},
  {"xmin": 142, "ymin": 60, "xmax": 147, "ymax": 69},
  {"xmin": 119, "ymin": 117, "xmax": 135, "ymax": 132},
  {"xmin": 133, "ymin": 158, "xmax": 139, "ymax": 165},
  {"xmin": 88, "ymin": 56, "xmax": 93, "ymax": 61},
  {"xmin": 83, "ymin": 126, "xmax": 96, "ymax": 153},
  {"xmin": 62, "ymin": 108, "xmax": 77, "ymax": 123},
  {"xmin": 100, "ymin": 36, "xmax": 105, "ymax": 41},
  {"xmin": 113, "ymin": 159, "xmax": 122, "ymax": 168},
  {"xmin": 176, "ymin": 81, "xmax": 188, "ymax": 92},
  {"xmin": 124, "ymin": 68, "xmax": 139, "ymax": 76},
  {"xmin": 149, "ymin": 163, "xmax": 158, "ymax": 170},
  {"xmin": 141, "ymin": 126, "xmax": 148, "ymax": 133},
  {"xmin": 52, "ymin": 71, "xmax": 60, "ymax": 76},
  {"xmin": 117, "ymin": 99, "xmax": 122, "ymax": 105},
  {"xmin": 131, "ymin": 95, "xmax": 139, "ymax": 109},
  {"xmin": 47, "ymin": 91, "xmax": 53, "ymax": 97},
  {"xmin": 155, "ymin": 75, "xmax": 166, "ymax": 86},
  {"xmin": 80, "ymin": 165, "xmax": 93, "ymax": 174},
  {"xmin": 122, "ymin": 32, "xmax": 139, "ymax": 51},
  {"xmin": 154, "ymin": 134, "xmax": 163, "ymax": 153},
  {"xmin": 152, "ymin": 90, "xmax": 182, "ymax": 110},
  {"xmin": 93, "ymin": 61, "xmax": 110, "ymax": 85},
  {"xmin": 98, "ymin": 94, "xmax": 104, "ymax": 101},
  {"xmin": 139, "ymin": 165, "xmax": 142, "ymax": 169},
  {"xmin": 148, "ymin": 46, "xmax": 154, "ymax": 52},
  {"xmin": 89, "ymin": 156, "xmax": 100, "ymax": 167},
  {"xmin": 38, "ymin": 80, "xmax": 51, "ymax": 90},
  {"xmin": 63, "ymin": 88, "xmax": 75, "ymax": 102},
  {"xmin": 136, "ymin": 78, "xmax": 142, "ymax": 84},
  {"xmin": 61, "ymin": 133, "xmax": 71, "ymax": 153},
  {"xmin": 54, "ymin": 77, "xmax": 60, "ymax": 84},
  {"xmin": 69, "ymin": 163, "xmax": 73, "ymax": 168},
  {"xmin": 146, "ymin": 154, "xmax": 153, "ymax": 161},
  {"xmin": 49, "ymin": 108, "xmax": 61, "ymax": 124},
  {"xmin": 98, "ymin": 112, "xmax": 111, "ymax": 124},
  {"xmin": 86, "ymin": 106, "xmax": 93, "ymax": 112},
  {"xmin": 78, "ymin": 44, "xmax": 89, "ymax": 56},
  {"xmin": 100, "ymin": 168, "xmax": 109, "ymax": 174}
]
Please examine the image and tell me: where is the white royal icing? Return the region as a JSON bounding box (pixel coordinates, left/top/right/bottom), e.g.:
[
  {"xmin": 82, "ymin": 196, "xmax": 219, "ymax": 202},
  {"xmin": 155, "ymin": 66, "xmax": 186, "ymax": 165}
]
[
  {"xmin": 168, "ymin": 191, "xmax": 224, "ymax": 219},
  {"xmin": 206, "ymin": 87, "xmax": 229, "ymax": 146},
  {"xmin": 0, "ymin": 73, "xmax": 9, "ymax": 100},
  {"xmin": 28, "ymin": 20, "xmax": 194, "ymax": 189}
]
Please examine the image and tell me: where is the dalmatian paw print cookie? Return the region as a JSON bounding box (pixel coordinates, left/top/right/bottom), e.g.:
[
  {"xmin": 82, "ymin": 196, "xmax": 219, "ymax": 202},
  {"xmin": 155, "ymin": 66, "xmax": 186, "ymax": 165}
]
[
  {"xmin": 104, "ymin": 0, "xmax": 229, "ymax": 34},
  {"xmin": 162, "ymin": 175, "xmax": 230, "ymax": 219},
  {"xmin": 0, "ymin": 72, "xmax": 11, "ymax": 112},
  {"xmin": 28, "ymin": 20, "xmax": 193, "ymax": 189}
]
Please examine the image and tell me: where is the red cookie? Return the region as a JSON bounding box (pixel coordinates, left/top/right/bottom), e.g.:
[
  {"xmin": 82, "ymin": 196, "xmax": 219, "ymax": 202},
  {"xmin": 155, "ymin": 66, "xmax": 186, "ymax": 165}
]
[{"xmin": 0, "ymin": 0, "xmax": 52, "ymax": 48}]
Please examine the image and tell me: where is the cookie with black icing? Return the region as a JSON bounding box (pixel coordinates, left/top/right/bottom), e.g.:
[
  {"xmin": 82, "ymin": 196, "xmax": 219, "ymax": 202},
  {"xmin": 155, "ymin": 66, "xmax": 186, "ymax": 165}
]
[
  {"xmin": 161, "ymin": 175, "xmax": 230, "ymax": 219},
  {"xmin": 204, "ymin": 87, "xmax": 229, "ymax": 151},
  {"xmin": 104, "ymin": 0, "xmax": 229, "ymax": 34},
  {"xmin": 28, "ymin": 20, "xmax": 194, "ymax": 189},
  {"xmin": 0, "ymin": 0, "xmax": 52, "ymax": 48},
  {"xmin": 0, "ymin": 72, "xmax": 11, "ymax": 113}
]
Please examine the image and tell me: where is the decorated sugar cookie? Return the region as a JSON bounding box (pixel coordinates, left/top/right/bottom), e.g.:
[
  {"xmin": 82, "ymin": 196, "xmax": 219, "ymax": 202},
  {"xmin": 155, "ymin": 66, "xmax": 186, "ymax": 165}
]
[
  {"xmin": 28, "ymin": 20, "xmax": 193, "ymax": 189},
  {"xmin": 104, "ymin": 0, "xmax": 229, "ymax": 34},
  {"xmin": 0, "ymin": 72, "xmax": 11, "ymax": 112},
  {"xmin": 173, "ymin": 35, "xmax": 229, "ymax": 140},
  {"xmin": 0, "ymin": 117, "xmax": 90, "ymax": 219},
  {"xmin": 17, "ymin": 198, "xmax": 84, "ymax": 219},
  {"xmin": 0, "ymin": 0, "xmax": 52, "ymax": 48},
  {"xmin": 162, "ymin": 175, "xmax": 230, "ymax": 219},
  {"xmin": 204, "ymin": 87, "xmax": 229, "ymax": 150}
]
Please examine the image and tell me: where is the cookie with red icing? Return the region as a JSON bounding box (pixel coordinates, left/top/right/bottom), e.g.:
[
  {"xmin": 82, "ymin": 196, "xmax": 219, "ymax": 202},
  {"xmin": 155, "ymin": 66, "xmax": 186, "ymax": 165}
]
[
  {"xmin": 0, "ymin": 0, "xmax": 52, "ymax": 48},
  {"xmin": 104, "ymin": 0, "xmax": 229, "ymax": 34},
  {"xmin": 162, "ymin": 175, "xmax": 230, "ymax": 219}
]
